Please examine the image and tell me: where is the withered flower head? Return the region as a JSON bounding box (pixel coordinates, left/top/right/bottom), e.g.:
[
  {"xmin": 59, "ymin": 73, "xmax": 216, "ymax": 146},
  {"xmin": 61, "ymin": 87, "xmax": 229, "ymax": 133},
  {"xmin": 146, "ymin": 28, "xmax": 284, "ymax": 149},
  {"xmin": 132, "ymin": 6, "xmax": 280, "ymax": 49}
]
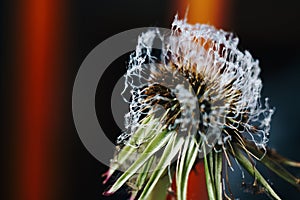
[{"xmin": 103, "ymin": 16, "xmax": 300, "ymax": 200}]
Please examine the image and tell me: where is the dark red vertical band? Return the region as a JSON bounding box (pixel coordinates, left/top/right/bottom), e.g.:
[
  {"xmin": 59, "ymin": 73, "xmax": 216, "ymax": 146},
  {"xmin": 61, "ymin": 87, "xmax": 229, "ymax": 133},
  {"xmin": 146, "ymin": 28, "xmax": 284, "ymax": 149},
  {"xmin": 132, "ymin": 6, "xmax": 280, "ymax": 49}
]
[{"xmin": 15, "ymin": 0, "xmax": 66, "ymax": 200}]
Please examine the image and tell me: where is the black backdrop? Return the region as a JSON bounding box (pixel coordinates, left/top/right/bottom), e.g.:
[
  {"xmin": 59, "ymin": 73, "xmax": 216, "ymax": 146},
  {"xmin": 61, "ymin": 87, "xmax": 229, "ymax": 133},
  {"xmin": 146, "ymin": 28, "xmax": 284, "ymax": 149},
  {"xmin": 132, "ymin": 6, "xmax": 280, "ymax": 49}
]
[{"xmin": 2, "ymin": 0, "xmax": 300, "ymax": 199}]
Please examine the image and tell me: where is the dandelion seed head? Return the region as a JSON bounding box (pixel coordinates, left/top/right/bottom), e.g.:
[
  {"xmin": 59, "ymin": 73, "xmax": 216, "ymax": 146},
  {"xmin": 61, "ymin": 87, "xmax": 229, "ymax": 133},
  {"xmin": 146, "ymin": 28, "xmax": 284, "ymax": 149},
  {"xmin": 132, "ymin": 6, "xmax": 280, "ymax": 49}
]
[{"xmin": 119, "ymin": 16, "xmax": 273, "ymax": 151}]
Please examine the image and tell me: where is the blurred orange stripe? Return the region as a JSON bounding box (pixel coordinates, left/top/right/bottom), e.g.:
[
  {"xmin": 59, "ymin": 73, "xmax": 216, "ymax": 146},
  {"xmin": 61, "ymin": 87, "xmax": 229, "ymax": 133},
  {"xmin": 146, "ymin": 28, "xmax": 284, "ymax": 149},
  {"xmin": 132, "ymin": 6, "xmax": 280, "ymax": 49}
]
[
  {"xmin": 15, "ymin": 0, "xmax": 65, "ymax": 200},
  {"xmin": 177, "ymin": 0, "xmax": 232, "ymax": 28}
]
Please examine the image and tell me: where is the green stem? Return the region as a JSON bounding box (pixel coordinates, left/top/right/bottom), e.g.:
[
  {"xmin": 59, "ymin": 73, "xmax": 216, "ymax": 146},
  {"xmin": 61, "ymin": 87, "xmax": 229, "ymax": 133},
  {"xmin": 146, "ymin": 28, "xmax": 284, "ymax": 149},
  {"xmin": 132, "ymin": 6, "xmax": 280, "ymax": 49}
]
[{"xmin": 230, "ymin": 144, "xmax": 281, "ymax": 200}]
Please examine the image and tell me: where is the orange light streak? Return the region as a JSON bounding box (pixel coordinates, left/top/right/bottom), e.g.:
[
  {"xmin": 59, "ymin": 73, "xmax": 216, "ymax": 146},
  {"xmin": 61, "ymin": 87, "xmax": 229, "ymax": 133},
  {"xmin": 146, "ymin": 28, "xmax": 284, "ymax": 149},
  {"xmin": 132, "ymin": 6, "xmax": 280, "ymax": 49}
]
[
  {"xmin": 177, "ymin": 0, "xmax": 232, "ymax": 28},
  {"xmin": 15, "ymin": 0, "xmax": 65, "ymax": 200}
]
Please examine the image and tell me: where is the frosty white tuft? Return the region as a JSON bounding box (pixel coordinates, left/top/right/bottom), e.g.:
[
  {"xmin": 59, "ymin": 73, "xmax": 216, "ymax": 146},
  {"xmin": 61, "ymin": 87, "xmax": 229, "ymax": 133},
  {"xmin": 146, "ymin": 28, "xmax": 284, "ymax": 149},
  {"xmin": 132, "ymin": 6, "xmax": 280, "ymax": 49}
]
[{"xmin": 119, "ymin": 15, "xmax": 273, "ymax": 152}]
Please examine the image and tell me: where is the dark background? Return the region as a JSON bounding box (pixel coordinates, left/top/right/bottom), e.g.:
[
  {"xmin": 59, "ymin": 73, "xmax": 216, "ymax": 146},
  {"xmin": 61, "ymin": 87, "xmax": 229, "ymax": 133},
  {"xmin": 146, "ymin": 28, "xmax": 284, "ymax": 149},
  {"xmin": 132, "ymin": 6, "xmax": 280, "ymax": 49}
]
[{"xmin": 2, "ymin": 0, "xmax": 300, "ymax": 199}]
